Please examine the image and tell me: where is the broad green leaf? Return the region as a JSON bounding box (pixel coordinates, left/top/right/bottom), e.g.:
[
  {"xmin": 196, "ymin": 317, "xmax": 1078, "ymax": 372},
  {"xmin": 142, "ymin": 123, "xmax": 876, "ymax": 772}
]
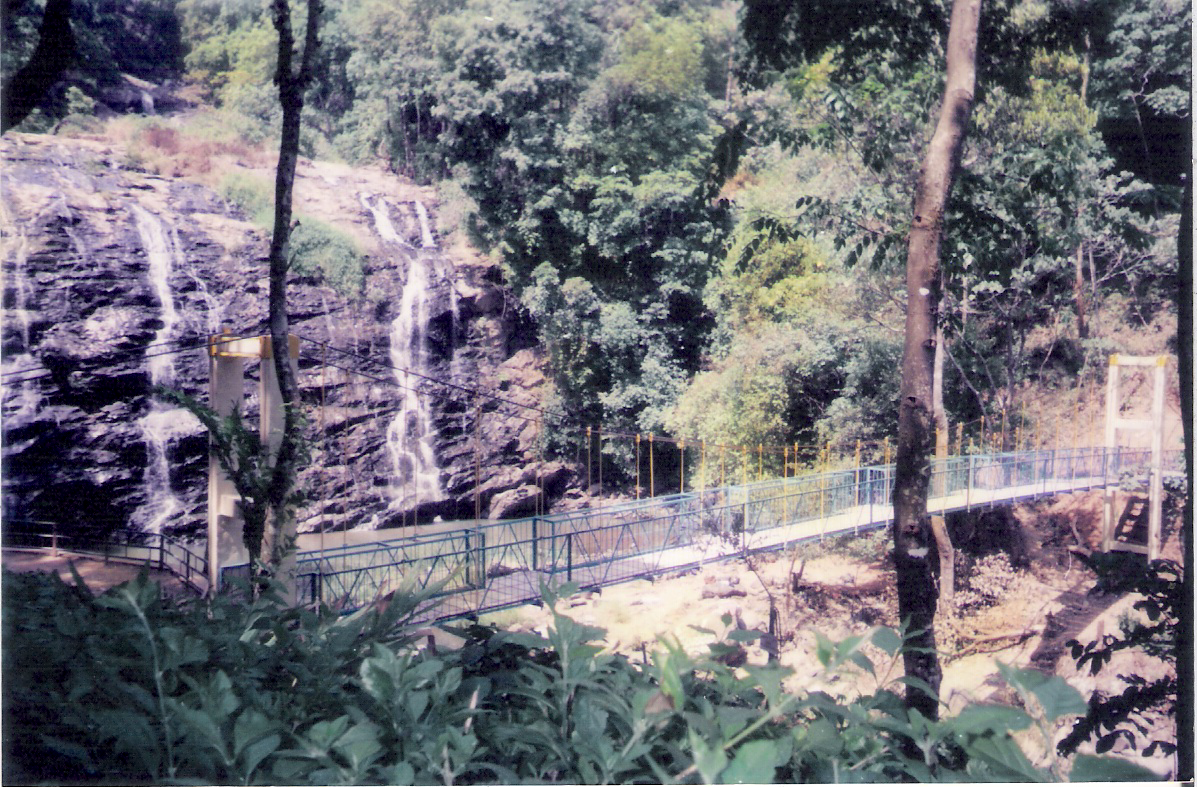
[
  {"xmin": 238, "ymin": 733, "xmax": 280, "ymax": 778},
  {"xmin": 997, "ymin": 663, "xmax": 1086, "ymax": 721},
  {"xmin": 233, "ymin": 708, "xmax": 274, "ymax": 758},
  {"xmin": 688, "ymin": 729, "xmax": 728, "ymax": 785},
  {"xmin": 502, "ymin": 630, "xmax": 551, "ymax": 650},
  {"xmin": 744, "ymin": 665, "xmax": 790, "ymax": 708},
  {"xmin": 334, "ymin": 721, "xmax": 383, "ymax": 772},
  {"xmin": 385, "ymin": 761, "xmax": 417, "ymax": 784},
  {"xmin": 1069, "ymin": 754, "xmax": 1162, "ymax": 782},
  {"xmin": 725, "ymin": 628, "xmax": 763, "ymax": 643},
  {"xmin": 796, "ymin": 718, "xmax": 843, "ymax": 758},
  {"xmin": 305, "ymin": 716, "xmax": 350, "ymax": 751},
  {"xmin": 895, "ymin": 675, "xmax": 941, "ymax": 703},
  {"xmin": 171, "ymin": 701, "xmax": 229, "ymax": 758},
  {"xmin": 848, "ymin": 651, "xmax": 875, "ymax": 676},
  {"xmin": 814, "ymin": 631, "xmax": 834, "ymax": 668},
  {"xmin": 966, "ymin": 735, "xmax": 1049, "ymax": 782},
  {"xmin": 871, "ymin": 626, "xmax": 903, "ymax": 655},
  {"xmin": 723, "ymin": 739, "xmax": 786, "ymax": 784},
  {"xmin": 949, "ymin": 704, "xmax": 1033, "ymax": 736}
]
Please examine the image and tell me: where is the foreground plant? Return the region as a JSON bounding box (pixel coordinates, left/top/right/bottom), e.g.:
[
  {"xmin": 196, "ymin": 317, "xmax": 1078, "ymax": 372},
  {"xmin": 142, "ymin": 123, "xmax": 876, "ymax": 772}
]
[{"xmin": 3, "ymin": 569, "xmax": 1161, "ymax": 784}]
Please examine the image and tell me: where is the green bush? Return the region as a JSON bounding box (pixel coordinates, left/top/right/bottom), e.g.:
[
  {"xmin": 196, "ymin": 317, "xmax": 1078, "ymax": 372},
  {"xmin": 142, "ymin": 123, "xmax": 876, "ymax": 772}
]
[
  {"xmin": 3, "ymin": 570, "xmax": 1158, "ymax": 784},
  {"xmin": 290, "ymin": 218, "xmax": 366, "ymax": 296},
  {"xmin": 218, "ymin": 171, "xmax": 275, "ymax": 225}
]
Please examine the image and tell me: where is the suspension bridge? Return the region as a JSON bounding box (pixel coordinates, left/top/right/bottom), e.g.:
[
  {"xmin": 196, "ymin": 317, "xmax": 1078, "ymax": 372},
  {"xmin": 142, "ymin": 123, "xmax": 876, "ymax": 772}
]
[
  {"xmin": 2, "ymin": 328, "xmax": 1183, "ymax": 623},
  {"xmin": 223, "ymin": 444, "xmax": 1182, "ymax": 620}
]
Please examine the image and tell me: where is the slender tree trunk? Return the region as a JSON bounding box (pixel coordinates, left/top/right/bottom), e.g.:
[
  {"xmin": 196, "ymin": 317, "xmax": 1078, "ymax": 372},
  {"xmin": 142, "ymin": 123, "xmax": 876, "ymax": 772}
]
[
  {"xmin": 263, "ymin": 0, "xmax": 321, "ymax": 575},
  {"xmin": 893, "ymin": 0, "xmax": 981, "ymax": 722},
  {"xmin": 1, "ymin": 0, "xmax": 76, "ymax": 132},
  {"xmin": 930, "ymin": 320, "xmax": 954, "ymax": 608}
]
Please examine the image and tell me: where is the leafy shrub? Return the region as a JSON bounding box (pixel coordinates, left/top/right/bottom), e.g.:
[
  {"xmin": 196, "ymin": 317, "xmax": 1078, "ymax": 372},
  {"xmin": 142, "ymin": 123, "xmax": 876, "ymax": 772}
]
[
  {"xmin": 290, "ymin": 218, "xmax": 366, "ymax": 296},
  {"xmin": 219, "ymin": 170, "xmax": 275, "ymax": 225},
  {"xmin": 957, "ymin": 552, "xmax": 1019, "ymax": 612},
  {"xmin": 3, "ymin": 569, "xmax": 1156, "ymax": 784}
]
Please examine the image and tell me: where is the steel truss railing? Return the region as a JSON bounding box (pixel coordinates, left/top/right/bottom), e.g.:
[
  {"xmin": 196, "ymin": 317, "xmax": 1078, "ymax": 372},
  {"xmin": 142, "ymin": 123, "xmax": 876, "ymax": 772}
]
[{"xmin": 221, "ymin": 446, "xmax": 1180, "ymax": 619}]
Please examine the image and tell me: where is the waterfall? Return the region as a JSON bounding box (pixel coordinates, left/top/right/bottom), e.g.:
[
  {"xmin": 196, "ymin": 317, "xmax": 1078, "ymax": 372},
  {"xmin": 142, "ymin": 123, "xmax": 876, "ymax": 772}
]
[
  {"xmin": 185, "ymin": 265, "xmax": 223, "ymax": 333},
  {"xmin": 361, "ymin": 194, "xmax": 444, "ymax": 514},
  {"xmin": 0, "ymin": 206, "xmax": 42, "ymax": 422},
  {"xmin": 131, "ymin": 205, "xmax": 187, "ymax": 532},
  {"xmin": 414, "ymin": 200, "xmax": 436, "ymax": 248},
  {"xmin": 360, "ymin": 193, "xmax": 411, "ymax": 247},
  {"xmin": 9, "ymin": 220, "xmax": 33, "ymax": 350},
  {"xmin": 132, "ymin": 205, "xmax": 181, "ymax": 386}
]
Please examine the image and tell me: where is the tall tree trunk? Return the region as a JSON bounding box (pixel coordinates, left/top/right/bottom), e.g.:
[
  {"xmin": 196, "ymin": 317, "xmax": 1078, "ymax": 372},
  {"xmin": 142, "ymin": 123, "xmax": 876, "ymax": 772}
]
[
  {"xmin": 1, "ymin": 0, "xmax": 76, "ymax": 133},
  {"xmin": 263, "ymin": 0, "xmax": 321, "ymax": 577},
  {"xmin": 893, "ymin": 0, "xmax": 981, "ymax": 722}
]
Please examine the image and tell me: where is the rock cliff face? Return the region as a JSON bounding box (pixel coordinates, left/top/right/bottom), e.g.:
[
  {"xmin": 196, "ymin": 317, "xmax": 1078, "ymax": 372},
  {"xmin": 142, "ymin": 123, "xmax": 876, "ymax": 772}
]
[{"xmin": 1, "ymin": 133, "xmax": 574, "ymax": 540}]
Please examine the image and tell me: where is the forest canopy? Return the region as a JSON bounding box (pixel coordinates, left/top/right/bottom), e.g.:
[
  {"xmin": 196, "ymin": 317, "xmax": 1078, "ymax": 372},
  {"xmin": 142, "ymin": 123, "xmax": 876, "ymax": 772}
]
[{"xmin": 4, "ymin": 0, "xmax": 1186, "ymax": 477}]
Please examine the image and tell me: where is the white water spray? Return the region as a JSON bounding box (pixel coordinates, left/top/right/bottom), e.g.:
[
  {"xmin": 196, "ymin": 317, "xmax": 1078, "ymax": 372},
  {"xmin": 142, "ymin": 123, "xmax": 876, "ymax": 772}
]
[
  {"xmin": 362, "ymin": 194, "xmax": 445, "ymax": 514},
  {"xmin": 361, "ymin": 193, "xmax": 411, "ymax": 247},
  {"xmin": 131, "ymin": 205, "xmax": 187, "ymax": 532},
  {"xmin": 0, "ymin": 202, "xmax": 42, "ymax": 422},
  {"xmin": 414, "ymin": 200, "xmax": 436, "ymax": 249}
]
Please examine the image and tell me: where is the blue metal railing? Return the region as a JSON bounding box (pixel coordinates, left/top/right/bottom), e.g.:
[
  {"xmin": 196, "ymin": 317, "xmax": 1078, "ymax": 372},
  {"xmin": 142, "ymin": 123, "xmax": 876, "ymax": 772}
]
[{"xmin": 230, "ymin": 445, "xmax": 1178, "ymax": 620}]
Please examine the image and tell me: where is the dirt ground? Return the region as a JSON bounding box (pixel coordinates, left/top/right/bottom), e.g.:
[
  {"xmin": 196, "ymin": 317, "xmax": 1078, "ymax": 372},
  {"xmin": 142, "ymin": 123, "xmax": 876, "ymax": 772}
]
[
  {"xmin": 483, "ymin": 488, "xmax": 1184, "ymax": 778},
  {"xmin": 2, "ymin": 550, "xmax": 185, "ymax": 595}
]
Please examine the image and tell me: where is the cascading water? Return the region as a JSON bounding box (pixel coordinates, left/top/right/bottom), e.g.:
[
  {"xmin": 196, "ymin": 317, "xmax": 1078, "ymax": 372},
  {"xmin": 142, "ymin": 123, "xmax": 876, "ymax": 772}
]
[
  {"xmin": 414, "ymin": 200, "xmax": 436, "ymax": 249},
  {"xmin": 131, "ymin": 204, "xmax": 188, "ymax": 532},
  {"xmin": 185, "ymin": 266, "xmax": 223, "ymax": 333},
  {"xmin": 360, "ymin": 193, "xmax": 410, "ymax": 248},
  {"xmin": 361, "ymin": 194, "xmax": 445, "ymax": 515},
  {"xmin": 0, "ymin": 202, "xmax": 42, "ymax": 423}
]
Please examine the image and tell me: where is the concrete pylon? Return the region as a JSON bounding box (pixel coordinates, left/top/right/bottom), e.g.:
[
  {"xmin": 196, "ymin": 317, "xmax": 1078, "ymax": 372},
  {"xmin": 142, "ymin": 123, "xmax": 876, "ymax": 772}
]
[
  {"xmin": 1102, "ymin": 354, "xmax": 1167, "ymax": 560},
  {"xmin": 207, "ymin": 331, "xmax": 300, "ymax": 596}
]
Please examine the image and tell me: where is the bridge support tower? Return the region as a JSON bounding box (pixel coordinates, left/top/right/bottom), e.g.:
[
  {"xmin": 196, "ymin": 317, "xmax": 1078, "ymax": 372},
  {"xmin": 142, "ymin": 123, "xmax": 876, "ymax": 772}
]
[
  {"xmin": 207, "ymin": 331, "xmax": 300, "ymax": 595},
  {"xmin": 1102, "ymin": 354, "xmax": 1168, "ymax": 560}
]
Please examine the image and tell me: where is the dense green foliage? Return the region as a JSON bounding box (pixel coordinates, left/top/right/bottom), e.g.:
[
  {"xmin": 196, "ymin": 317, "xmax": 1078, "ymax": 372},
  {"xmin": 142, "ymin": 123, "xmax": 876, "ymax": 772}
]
[
  {"xmin": 2, "ymin": 0, "xmax": 182, "ymax": 130},
  {"xmin": 3, "ymin": 0, "xmax": 1185, "ymax": 474},
  {"xmin": 2, "ymin": 569, "xmax": 1161, "ymax": 784}
]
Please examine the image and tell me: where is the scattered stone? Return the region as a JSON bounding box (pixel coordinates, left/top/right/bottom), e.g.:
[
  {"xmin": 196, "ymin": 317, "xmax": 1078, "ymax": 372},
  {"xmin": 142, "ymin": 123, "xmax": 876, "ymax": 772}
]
[{"xmin": 701, "ymin": 582, "xmax": 747, "ymax": 599}]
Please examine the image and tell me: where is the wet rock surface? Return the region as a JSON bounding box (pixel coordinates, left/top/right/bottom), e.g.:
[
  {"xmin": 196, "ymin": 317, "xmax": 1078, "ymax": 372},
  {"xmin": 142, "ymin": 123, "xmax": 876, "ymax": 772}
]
[{"xmin": 1, "ymin": 133, "xmax": 564, "ymax": 540}]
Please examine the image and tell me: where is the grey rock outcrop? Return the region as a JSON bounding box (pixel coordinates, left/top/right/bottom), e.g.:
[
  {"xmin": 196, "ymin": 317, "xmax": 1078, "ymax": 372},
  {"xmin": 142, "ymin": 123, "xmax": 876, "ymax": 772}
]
[{"xmin": 1, "ymin": 133, "xmax": 570, "ymax": 541}]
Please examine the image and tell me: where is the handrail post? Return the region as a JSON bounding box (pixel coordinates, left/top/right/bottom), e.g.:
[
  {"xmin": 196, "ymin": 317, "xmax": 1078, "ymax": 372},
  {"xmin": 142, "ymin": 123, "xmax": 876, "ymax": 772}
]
[
  {"xmin": 531, "ymin": 517, "xmax": 539, "ymax": 572},
  {"xmin": 464, "ymin": 532, "xmax": 473, "ymax": 587},
  {"xmin": 966, "ymin": 454, "xmax": 974, "ymax": 511},
  {"xmin": 868, "ymin": 468, "xmax": 874, "ymax": 527}
]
